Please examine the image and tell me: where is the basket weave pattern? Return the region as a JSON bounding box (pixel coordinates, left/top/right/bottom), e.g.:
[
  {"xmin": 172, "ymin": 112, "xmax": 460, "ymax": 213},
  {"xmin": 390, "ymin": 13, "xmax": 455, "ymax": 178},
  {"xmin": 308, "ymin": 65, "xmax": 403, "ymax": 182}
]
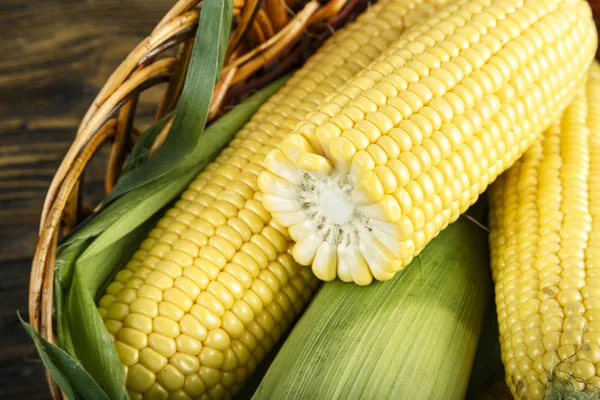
[{"xmin": 29, "ymin": 0, "xmax": 600, "ymax": 398}]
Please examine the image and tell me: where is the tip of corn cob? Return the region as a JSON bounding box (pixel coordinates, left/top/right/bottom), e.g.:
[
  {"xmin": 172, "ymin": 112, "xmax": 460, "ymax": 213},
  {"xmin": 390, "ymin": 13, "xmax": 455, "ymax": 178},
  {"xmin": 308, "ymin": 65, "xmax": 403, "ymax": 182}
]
[
  {"xmin": 259, "ymin": 0, "xmax": 598, "ymax": 285},
  {"xmin": 258, "ymin": 133, "xmax": 408, "ymax": 285}
]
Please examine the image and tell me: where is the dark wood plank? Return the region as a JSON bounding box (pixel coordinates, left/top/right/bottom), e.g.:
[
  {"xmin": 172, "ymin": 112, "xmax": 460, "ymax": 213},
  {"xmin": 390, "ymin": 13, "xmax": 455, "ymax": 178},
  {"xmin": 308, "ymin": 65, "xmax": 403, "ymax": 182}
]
[
  {"xmin": 0, "ymin": 0, "xmax": 172, "ymax": 260},
  {"xmin": 0, "ymin": 259, "xmax": 49, "ymax": 400},
  {"xmin": 0, "ymin": 1, "xmax": 172, "ymax": 398}
]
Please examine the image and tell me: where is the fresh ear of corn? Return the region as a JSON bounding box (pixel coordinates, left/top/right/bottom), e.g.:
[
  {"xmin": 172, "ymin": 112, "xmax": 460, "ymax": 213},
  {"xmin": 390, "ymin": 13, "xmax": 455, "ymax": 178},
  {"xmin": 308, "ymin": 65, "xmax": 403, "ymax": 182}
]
[
  {"xmin": 258, "ymin": 0, "xmax": 598, "ymax": 285},
  {"xmin": 251, "ymin": 211, "xmax": 490, "ymax": 400},
  {"xmin": 489, "ymin": 62, "xmax": 600, "ymax": 400},
  {"xmin": 96, "ymin": 1, "xmax": 451, "ymax": 399}
]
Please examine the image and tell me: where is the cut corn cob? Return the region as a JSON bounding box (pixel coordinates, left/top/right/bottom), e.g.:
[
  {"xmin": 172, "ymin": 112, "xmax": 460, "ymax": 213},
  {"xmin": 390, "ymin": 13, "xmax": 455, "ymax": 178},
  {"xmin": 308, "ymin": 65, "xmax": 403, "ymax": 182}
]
[
  {"xmin": 258, "ymin": 0, "xmax": 598, "ymax": 285},
  {"xmin": 489, "ymin": 62, "xmax": 600, "ymax": 400},
  {"xmin": 97, "ymin": 1, "xmax": 449, "ymax": 399}
]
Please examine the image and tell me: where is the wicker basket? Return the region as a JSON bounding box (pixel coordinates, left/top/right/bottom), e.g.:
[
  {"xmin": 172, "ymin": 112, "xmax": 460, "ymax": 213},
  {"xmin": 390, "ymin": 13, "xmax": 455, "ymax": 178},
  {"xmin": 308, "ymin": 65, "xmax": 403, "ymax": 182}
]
[{"xmin": 28, "ymin": 0, "xmax": 600, "ymax": 398}]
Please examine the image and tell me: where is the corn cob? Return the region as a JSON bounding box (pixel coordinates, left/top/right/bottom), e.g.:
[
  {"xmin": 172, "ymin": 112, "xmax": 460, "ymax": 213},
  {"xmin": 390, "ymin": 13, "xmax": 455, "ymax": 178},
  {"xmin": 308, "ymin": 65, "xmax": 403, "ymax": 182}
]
[
  {"xmin": 258, "ymin": 0, "xmax": 598, "ymax": 285},
  {"xmin": 97, "ymin": 1, "xmax": 448, "ymax": 399},
  {"xmin": 489, "ymin": 62, "xmax": 600, "ymax": 400}
]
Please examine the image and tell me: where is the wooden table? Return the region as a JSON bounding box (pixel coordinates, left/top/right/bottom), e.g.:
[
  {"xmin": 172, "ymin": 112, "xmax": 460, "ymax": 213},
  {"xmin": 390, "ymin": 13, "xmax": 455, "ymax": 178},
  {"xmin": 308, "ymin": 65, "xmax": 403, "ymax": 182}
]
[{"xmin": 0, "ymin": 1, "xmax": 172, "ymax": 398}]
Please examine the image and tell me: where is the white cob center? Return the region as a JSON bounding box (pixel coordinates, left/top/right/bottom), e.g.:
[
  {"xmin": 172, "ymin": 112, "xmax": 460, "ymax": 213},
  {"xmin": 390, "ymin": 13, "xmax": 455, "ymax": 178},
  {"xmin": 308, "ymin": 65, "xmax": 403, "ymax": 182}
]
[
  {"xmin": 318, "ymin": 183, "xmax": 355, "ymax": 225},
  {"xmin": 300, "ymin": 172, "xmax": 359, "ymax": 227},
  {"xmin": 261, "ymin": 159, "xmax": 408, "ymax": 285}
]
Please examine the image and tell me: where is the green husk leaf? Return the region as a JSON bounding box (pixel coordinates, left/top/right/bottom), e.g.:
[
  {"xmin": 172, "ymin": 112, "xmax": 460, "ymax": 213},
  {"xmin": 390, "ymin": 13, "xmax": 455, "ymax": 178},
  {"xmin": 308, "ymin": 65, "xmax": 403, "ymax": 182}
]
[
  {"xmin": 63, "ymin": 218, "xmax": 154, "ymax": 399},
  {"xmin": 20, "ymin": 315, "xmax": 109, "ymax": 400},
  {"xmin": 253, "ymin": 214, "xmax": 491, "ymax": 400},
  {"xmin": 55, "ymin": 237, "xmax": 92, "ymax": 354},
  {"xmin": 67, "ymin": 271, "xmax": 130, "ymax": 399},
  {"xmin": 121, "ymin": 111, "xmax": 174, "ymax": 174},
  {"xmin": 104, "ymin": 0, "xmax": 233, "ymax": 203}
]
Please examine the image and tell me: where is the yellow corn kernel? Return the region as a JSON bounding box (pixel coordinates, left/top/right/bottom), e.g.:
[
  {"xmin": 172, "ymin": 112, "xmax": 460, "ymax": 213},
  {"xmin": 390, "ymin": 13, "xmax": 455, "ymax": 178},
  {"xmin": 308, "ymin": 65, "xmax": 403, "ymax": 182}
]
[
  {"xmin": 157, "ymin": 364, "xmax": 185, "ymax": 392},
  {"xmin": 140, "ymin": 348, "xmax": 168, "ymax": 374},
  {"xmin": 489, "ymin": 63, "xmax": 600, "ymax": 399},
  {"xmin": 259, "ymin": 0, "xmax": 597, "ymax": 285},
  {"xmin": 127, "ymin": 364, "xmax": 156, "ymax": 393}
]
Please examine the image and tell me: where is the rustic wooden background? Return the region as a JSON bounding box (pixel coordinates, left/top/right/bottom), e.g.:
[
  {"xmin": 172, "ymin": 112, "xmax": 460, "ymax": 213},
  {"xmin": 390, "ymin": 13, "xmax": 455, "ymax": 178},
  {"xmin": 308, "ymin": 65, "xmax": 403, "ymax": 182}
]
[
  {"xmin": 0, "ymin": 1, "xmax": 172, "ymax": 398},
  {"xmin": 2, "ymin": 0, "xmax": 600, "ymax": 399}
]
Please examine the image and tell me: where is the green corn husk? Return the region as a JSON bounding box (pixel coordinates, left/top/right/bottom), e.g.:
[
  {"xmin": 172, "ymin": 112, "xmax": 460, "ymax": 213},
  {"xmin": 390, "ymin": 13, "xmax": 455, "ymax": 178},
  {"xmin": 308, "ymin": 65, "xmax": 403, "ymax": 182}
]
[{"xmin": 252, "ymin": 206, "xmax": 491, "ymax": 400}]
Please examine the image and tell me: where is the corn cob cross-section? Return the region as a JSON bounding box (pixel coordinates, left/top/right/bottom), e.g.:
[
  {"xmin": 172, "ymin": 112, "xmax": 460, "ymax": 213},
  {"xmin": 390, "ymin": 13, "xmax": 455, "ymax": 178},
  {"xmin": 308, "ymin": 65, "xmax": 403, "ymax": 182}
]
[
  {"xmin": 490, "ymin": 62, "xmax": 600, "ymax": 400},
  {"xmin": 96, "ymin": 1, "xmax": 449, "ymax": 399},
  {"xmin": 258, "ymin": 0, "xmax": 598, "ymax": 285}
]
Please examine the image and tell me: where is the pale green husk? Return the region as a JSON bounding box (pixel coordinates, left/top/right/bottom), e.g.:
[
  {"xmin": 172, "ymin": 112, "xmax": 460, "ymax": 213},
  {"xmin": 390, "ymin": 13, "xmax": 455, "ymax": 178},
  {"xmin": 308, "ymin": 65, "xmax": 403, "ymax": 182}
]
[{"xmin": 253, "ymin": 212, "xmax": 491, "ymax": 400}]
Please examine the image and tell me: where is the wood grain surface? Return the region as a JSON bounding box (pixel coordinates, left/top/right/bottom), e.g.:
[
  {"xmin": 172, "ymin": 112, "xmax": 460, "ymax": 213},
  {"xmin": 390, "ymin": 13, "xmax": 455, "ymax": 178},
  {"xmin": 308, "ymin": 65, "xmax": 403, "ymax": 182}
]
[{"xmin": 0, "ymin": 1, "xmax": 171, "ymax": 398}]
